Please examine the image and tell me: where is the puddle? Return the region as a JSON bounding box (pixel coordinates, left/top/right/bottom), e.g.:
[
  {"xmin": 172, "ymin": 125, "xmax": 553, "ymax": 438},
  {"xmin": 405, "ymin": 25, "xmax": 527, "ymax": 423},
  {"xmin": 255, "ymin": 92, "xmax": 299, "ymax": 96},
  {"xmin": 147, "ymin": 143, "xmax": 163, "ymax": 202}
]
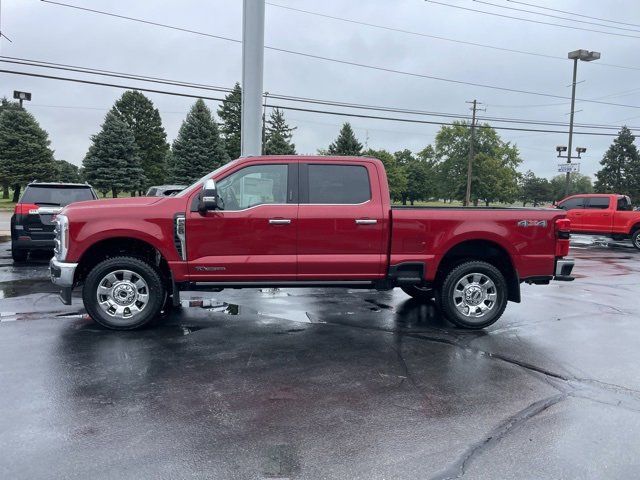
[
  {"xmin": 0, "ymin": 279, "xmax": 55, "ymax": 299},
  {"xmin": 181, "ymin": 325, "xmax": 206, "ymax": 335}
]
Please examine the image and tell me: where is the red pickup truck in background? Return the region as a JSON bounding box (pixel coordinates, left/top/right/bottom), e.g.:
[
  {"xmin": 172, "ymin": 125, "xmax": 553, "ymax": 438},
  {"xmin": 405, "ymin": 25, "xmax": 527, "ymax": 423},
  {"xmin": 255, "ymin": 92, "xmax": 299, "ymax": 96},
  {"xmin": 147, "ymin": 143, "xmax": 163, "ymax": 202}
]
[
  {"xmin": 557, "ymin": 193, "xmax": 640, "ymax": 249},
  {"xmin": 49, "ymin": 156, "xmax": 574, "ymax": 331}
]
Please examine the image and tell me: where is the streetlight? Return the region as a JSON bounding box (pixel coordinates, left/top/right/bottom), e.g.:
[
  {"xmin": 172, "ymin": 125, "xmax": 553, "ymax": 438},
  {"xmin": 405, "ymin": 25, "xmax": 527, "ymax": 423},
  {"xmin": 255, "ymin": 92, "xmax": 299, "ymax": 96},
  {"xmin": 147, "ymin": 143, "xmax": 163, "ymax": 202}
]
[
  {"xmin": 13, "ymin": 90, "xmax": 31, "ymax": 108},
  {"xmin": 562, "ymin": 49, "xmax": 600, "ymax": 196}
]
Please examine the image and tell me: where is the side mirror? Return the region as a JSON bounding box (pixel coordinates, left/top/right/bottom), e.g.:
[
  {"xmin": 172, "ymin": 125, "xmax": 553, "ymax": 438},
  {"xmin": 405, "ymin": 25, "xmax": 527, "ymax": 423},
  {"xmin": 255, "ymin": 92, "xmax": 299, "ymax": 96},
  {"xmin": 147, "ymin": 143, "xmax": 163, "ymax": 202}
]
[{"xmin": 198, "ymin": 179, "xmax": 219, "ymax": 213}]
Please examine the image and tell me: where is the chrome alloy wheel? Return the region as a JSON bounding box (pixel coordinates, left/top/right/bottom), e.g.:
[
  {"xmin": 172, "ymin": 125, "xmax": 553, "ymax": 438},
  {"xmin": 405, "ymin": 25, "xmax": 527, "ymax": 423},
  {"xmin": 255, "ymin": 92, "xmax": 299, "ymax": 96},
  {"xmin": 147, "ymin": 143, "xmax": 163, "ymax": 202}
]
[
  {"xmin": 96, "ymin": 269, "xmax": 149, "ymax": 319},
  {"xmin": 452, "ymin": 272, "xmax": 497, "ymax": 319}
]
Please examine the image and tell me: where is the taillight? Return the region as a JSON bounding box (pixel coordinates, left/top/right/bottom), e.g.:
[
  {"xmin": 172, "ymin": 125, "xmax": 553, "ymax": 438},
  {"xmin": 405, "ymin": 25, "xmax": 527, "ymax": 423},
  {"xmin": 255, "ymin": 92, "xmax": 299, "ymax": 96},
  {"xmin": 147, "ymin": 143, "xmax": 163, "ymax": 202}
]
[
  {"xmin": 555, "ymin": 218, "xmax": 571, "ymax": 257},
  {"xmin": 14, "ymin": 203, "xmax": 39, "ymax": 215}
]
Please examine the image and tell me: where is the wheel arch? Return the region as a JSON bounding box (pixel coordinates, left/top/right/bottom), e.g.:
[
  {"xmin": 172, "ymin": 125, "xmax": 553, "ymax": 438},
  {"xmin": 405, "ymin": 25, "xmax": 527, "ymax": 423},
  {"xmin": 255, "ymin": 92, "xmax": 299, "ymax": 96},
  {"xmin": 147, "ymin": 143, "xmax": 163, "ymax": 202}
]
[
  {"xmin": 74, "ymin": 237, "xmax": 172, "ymax": 289},
  {"xmin": 435, "ymin": 239, "xmax": 520, "ymax": 303}
]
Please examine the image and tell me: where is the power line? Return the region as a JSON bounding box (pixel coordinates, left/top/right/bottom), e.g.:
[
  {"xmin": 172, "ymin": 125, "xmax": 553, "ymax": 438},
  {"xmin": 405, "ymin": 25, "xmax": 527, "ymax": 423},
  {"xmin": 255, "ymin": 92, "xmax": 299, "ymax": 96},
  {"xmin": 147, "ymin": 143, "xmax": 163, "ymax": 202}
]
[
  {"xmin": 266, "ymin": 1, "xmax": 562, "ymax": 61},
  {"xmin": 38, "ymin": 0, "xmax": 640, "ymax": 108},
  {"xmin": 474, "ymin": 0, "xmax": 640, "ymax": 34},
  {"xmin": 0, "ymin": 67, "xmax": 624, "ymax": 137},
  {"xmin": 425, "ymin": 0, "xmax": 640, "ymax": 40},
  {"xmin": 4, "ymin": 55, "xmax": 638, "ymax": 131},
  {"xmin": 507, "ymin": 0, "xmax": 640, "ymax": 29}
]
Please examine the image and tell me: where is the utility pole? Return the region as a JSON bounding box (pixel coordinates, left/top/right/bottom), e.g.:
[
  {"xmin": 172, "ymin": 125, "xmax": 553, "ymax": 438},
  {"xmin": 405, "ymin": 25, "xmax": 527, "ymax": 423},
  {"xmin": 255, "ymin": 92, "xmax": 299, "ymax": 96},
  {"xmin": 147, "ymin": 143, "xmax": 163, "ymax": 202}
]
[
  {"xmin": 241, "ymin": 0, "xmax": 265, "ymax": 157},
  {"xmin": 261, "ymin": 91, "xmax": 269, "ymax": 155},
  {"xmin": 465, "ymin": 100, "xmax": 483, "ymax": 206},
  {"xmin": 564, "ymin": 58, "xmax": 578, "ymax": 197}
]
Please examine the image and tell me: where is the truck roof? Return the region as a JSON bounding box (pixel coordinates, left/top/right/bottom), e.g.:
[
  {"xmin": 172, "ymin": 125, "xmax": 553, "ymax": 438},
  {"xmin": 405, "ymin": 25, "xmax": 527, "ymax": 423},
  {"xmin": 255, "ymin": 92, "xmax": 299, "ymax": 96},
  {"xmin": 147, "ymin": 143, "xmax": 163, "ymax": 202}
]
[{"xmin": 237, "ymin": 155, "xmax": 380, "ymax": 163}]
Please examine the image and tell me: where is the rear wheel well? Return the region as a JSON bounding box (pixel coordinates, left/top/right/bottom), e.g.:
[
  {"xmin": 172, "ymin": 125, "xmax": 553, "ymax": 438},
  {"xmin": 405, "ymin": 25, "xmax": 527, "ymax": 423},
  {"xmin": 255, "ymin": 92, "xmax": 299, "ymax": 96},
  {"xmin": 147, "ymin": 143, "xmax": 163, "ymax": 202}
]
[
  {"xmin": 74, "ymin": 238, "xmax": 171, "ymax": 287},
  {"xmin": 631, "ymin": 223, "xmax": 640, "ymax": 234},
  {"xmin": 436, "ymin": 240, "xmax": 520, "ymax": 303}
]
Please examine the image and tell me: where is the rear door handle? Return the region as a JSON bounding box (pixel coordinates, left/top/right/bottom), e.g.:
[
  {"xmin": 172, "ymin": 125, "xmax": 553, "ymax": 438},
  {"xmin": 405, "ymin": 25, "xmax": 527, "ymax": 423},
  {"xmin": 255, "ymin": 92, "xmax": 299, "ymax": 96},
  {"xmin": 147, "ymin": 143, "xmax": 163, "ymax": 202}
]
[
  {"xmin": 355, "ymin": 219, "xmax": 377, "ymax": 225},
  {"xmin": 269, "ymin": 218, "xmax": 291, "ymax": 225}
]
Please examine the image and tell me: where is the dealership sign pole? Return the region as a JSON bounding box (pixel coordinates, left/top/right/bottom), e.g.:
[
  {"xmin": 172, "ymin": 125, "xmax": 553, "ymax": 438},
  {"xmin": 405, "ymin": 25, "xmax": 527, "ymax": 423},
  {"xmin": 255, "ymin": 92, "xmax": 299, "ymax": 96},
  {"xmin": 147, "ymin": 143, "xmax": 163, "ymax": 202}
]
[{"xmin": 241, "ymin": 0, "xmax": 265, "ymax": 157}]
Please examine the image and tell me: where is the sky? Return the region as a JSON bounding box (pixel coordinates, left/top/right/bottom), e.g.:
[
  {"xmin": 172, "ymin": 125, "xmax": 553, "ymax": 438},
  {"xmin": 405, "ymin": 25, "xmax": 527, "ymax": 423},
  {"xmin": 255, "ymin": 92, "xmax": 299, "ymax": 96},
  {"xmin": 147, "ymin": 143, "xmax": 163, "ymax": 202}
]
[{"xmin": 1, "ymin": 0, "xmax": 640, "ymax": 180}]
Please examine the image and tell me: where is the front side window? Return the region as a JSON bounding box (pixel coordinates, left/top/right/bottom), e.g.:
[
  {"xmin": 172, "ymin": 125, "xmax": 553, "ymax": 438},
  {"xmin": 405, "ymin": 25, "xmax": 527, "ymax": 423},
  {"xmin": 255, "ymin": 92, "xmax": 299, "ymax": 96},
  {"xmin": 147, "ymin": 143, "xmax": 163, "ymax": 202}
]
[
  {"xmin": 307, "ymin": 164, "xmax": 371, "ymax": 204},
  {"xmin": 558, "ymin": 197, "xmax": 585, "ymax": 210},
  {"xmin": 587, "ymin": 197, "xmax": 611, "ymax": 209},
  {"xmin": 217, "ymin": 164, "xmax": 288, "ymax": 211}
]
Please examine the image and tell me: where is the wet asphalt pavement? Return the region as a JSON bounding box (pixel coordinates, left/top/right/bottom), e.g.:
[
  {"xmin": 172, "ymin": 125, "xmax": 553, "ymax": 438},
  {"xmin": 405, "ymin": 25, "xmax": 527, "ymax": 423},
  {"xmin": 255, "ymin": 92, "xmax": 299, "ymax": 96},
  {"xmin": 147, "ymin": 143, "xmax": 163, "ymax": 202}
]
[{"xmin": 0, "ymin": 238, "xmax": 639, "ymax": 479}]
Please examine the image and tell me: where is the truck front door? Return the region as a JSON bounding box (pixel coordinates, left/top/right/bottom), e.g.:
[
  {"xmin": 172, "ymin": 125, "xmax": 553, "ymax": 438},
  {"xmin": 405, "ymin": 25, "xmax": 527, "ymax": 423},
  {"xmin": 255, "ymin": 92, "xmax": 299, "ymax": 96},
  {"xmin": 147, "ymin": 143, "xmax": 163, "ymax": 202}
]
[
  {"xmin": 186, "ymin": 162, "xmax": 298, "ymax": 281},
  {"xmin": 558, "ymin": 196, "xmax": 586, "ymax": 231},
  {"xmin": 297, "ymin": 162, "xmax": 385, "ymax": 280}
]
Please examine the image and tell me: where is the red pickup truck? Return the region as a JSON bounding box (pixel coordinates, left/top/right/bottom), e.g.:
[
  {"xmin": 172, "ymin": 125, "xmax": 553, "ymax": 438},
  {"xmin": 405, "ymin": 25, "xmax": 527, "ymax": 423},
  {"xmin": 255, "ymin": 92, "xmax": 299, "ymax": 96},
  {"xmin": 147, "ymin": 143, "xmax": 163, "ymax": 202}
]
[
  {"xmin": 50, "ymin": 156, "xmax": 574, "ymax": 330},
  {"xmin": 557, "ymin": 193, "xmax": 640, "ymax": 249}
]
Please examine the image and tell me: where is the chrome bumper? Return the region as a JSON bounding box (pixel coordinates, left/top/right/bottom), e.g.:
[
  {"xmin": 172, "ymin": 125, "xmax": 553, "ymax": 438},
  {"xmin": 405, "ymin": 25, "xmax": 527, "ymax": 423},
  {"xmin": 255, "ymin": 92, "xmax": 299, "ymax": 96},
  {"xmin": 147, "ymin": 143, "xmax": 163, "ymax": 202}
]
[
  {"xmin": 554, "ymin": 258, "xmax": 575, "ymax": 281},
  {"xmin": 49, "ymin": 257, "xmax": 78, "ymax": 288}
]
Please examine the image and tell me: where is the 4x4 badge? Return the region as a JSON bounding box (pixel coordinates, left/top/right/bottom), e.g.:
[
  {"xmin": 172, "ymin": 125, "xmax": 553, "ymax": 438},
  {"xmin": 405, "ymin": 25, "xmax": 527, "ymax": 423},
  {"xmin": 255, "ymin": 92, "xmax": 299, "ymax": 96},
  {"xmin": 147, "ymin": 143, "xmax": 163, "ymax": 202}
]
[{"xmin": 518, "ymin": 220, "xmax": 547, "ymax": 228}]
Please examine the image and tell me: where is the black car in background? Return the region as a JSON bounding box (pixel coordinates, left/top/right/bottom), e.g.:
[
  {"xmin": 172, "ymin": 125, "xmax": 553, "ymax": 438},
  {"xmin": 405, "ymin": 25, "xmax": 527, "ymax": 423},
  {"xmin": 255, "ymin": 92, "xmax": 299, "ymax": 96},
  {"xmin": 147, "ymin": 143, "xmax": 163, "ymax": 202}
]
[
  {"xmin": 145, "ymin": 185, "xmax": 186, "ymax": 196},
  {"xmin": 11, "ymin": 182, "xmax": 97, "ymax": 262}
]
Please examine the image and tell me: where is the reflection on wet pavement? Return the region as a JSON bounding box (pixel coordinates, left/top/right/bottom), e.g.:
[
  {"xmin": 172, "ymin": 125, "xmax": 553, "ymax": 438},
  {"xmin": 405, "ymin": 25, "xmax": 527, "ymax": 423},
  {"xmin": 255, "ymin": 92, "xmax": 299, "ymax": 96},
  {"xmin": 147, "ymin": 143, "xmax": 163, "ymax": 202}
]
[{"xmin": 1, "ymin": 239, "xmax": 640, "ymax": 479}]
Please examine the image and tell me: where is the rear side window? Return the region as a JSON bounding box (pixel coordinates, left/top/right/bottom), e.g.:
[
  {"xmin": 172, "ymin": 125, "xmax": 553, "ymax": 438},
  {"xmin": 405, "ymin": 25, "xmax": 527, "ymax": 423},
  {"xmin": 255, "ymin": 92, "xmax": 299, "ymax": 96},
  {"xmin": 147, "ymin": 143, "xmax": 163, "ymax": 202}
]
[
  {"xmin": 558, "ymin": 197, "xmax": 584, "ymax": 210},
  {"xmin": 617, "ymin": 197, "xmax": 632, "ymax": 211},
  {"xmin": 307, "ymin": 164, "xmax": 371, "ymax": 204},
  {"xmin": 587, "ymin": 197, "xmax": 611, "ymax": 209},
  {"xmin": 20, "ymin": 186, "xmax": 95, "ymax": 206}
]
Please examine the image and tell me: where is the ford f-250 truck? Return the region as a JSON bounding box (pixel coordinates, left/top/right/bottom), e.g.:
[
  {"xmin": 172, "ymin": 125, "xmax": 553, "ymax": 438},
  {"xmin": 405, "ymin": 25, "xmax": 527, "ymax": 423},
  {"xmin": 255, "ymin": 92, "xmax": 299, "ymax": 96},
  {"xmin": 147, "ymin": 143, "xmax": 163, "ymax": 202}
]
[
  {"xmin": 557, "ymin": 193, "xmax": 640, "ymax": 249},
  {"xmin": 50, "ymin": 156, "xmax": 574, "ymax": 330}
]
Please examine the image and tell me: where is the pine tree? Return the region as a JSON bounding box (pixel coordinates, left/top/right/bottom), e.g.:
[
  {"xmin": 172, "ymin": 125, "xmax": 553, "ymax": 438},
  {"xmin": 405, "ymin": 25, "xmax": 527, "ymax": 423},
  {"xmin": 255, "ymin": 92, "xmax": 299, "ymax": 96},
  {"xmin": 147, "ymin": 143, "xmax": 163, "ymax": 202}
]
[
  {"xmin": 327, "ymin": 122, "xmax": 363, "ymax": 156},
  {"xmin": 111, "ymin": 91, "xmax": 169, "ymax": 190},
  {"xmin": 264, "ymin": 108, "xmax": 296, "ymax": 155},
  {"xmin": 55, "ymin": 160, "xmax": 81, "ymax": 183},
  {"xmin": 0, "ymin": 98, "xmax": 23, "ymax": 198},
  {"xmin": 170, "ymin": 99, "xmax": 228, "ymax": 184},
  {"xmin": 83, "ymin": 112, "xmax": 145, "ymax": 197},
  {"xmin": 595, "ymin": 126, "xmax": 640, "ymax": 200},
  {"xmin": 0, "ymin": 107, "xmax": 56, "ymax": 201},
  {"xmin": 218, "ymin": 83, "xmax": 242, "ymax": 160}
]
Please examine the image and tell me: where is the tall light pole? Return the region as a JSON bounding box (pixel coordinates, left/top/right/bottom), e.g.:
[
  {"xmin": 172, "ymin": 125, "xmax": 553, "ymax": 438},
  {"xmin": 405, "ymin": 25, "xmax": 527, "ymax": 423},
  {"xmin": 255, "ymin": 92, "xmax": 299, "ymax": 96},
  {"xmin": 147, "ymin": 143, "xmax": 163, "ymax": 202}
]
[
  {"xmin": 563, "ymin": 49, "xmax": 600, "ymax": 196},
  {"xmin": 241, "ymin": 0, "xmax": 265, "ymax": 157}
]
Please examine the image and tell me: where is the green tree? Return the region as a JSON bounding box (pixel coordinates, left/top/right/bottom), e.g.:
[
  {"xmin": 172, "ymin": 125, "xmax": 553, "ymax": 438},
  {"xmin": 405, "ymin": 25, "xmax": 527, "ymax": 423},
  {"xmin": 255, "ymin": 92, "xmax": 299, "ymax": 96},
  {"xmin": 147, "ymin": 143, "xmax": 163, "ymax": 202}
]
[
  {"xmin": 434, "ymin": 121, "xmax": 521, "ymax": 205},
  {"xmin": 55, "ymin": 160, "xmax": 81, "ymax": 183},
  {"xmin": 169, "ymin": 99, "xmax": 228, "ymax": 184},
  {"xmin": 595, "ymin": 126, "xmax": 640, "ymax": 200},
  {"xmin": 519, "ymin": 170, "xmax": 551, "ymax": 206},
  {"xmin": 406, "ymin": 146, "xmax": 438, "ymax": 205},
  {"xmin": 218, "ymin": 82, "xmax": 242, "ymax": 160},
  {"xmin": 111, "ymin": 91, "xmax": 169, "ymax": 191},
  {"xmin": 327, "ymin": 122, "xmax": 363, "ymax": 156},
  {"xmin": 0, "ymin": 98, "xmax": 21, "ymax": 198},
  {"xmin": 549, "ymin": 173, "xmax": 593, "ymax": 200},
  {"xmin": 0, "ymin": 107, "xmax": 56, "ymax": 201},
  {"xmin": 363, "ymin": 148, "xmax": 407, "ymax": 202},
  {"xmin": 264, "ymin": 108, "xmax": 296, "ymax": 155},
  {"xmin": 83, "ymin": 111, "xmax": 145, "ymax": 197}
]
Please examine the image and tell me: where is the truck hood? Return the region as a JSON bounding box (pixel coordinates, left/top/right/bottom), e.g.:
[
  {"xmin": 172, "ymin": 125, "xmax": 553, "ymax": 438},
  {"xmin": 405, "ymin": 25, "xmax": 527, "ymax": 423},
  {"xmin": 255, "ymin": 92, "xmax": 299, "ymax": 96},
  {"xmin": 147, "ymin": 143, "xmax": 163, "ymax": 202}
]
[{"xmin": 62, "ymin": 196, "xmax": 164, "ymax": 214}]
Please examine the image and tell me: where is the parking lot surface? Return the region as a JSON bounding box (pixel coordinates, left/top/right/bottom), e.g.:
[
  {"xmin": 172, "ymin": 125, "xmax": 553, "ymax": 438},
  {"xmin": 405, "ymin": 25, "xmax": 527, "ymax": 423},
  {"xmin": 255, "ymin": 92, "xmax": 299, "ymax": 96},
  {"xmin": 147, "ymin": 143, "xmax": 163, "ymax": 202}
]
[{"xmin": 0, "ymin": 238, "xmax": 639, "ymax": 479}]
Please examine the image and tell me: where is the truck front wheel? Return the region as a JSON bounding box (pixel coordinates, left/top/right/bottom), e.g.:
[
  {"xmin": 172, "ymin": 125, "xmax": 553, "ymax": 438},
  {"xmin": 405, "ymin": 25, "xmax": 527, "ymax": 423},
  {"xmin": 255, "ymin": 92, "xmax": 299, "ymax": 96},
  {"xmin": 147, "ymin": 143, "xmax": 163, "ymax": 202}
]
[
  {"xmin": 83, "ymin": 256, "xmax": 165, "ymax": 330},
  {"xmin": 438, "ymin": 260, "xmax": 508, "ymax": 329},
  {"xmin": 632, "ymin": 229, "xmax": 640, "ymax": 250}
]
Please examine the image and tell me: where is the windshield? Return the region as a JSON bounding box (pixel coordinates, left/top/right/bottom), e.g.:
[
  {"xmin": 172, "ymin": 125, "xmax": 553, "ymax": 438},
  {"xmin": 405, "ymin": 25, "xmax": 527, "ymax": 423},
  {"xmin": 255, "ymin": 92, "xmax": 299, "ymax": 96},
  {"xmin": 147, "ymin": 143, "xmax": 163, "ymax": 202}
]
[
  {"xmin": 174, "ymin": 160, "xmax": 239, "ymax": 198},
  {"xmin": 20, "ymin": 185, "xmax": 96, "ymax": 206}
]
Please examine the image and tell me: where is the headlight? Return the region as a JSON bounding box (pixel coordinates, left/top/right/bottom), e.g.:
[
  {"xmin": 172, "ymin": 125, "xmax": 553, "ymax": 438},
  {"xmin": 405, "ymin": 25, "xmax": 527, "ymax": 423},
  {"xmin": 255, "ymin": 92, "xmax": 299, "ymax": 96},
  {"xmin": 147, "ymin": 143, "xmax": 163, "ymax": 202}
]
[{"xmin": 54, "ymin": 214, "xmax": 69, "ymax": 261}]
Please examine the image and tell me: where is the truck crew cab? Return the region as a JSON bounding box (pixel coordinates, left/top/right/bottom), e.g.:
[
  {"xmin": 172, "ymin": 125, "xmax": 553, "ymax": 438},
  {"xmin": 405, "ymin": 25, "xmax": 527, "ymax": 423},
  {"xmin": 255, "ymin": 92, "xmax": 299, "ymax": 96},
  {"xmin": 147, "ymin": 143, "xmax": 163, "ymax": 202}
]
[
  {"xmin": 557, "ymin": 193, "xmax": 640, "ymax": 249},
  {"xmin": 50, "ymin": 156, "xmax": 574, "ymax": 330}
]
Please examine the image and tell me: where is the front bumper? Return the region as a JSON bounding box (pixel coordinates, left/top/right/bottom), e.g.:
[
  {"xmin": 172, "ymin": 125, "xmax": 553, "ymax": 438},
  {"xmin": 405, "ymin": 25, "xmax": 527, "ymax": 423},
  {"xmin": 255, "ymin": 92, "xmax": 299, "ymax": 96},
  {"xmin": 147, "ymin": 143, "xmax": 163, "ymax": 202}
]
[
  {"xmin": 554, "ymin": 258, "xmax": 575, "ymax": 281},
  {"xmin": 50, "ymin": 257, "xmax": 78, "ymax": 305}
]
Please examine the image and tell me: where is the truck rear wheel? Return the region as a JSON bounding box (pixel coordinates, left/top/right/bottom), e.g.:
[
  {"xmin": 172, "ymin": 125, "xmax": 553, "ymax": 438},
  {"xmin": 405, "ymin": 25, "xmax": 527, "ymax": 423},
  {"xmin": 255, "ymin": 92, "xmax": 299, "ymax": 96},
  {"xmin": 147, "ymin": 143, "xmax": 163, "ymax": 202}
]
[
  {"xmin": 82, "ymin": 256, "xmax": 165, "ymax": 330},
  {"xmin": 632, "ymin": 229, "xmax": 640, "ymax": 250},
  {"xmin": 438, "ymin": 260, "xmax": 507, "ymax": 329},
  {"xmin": 401, "ymin": 285, "xmax": 434, "ymax": 301}
]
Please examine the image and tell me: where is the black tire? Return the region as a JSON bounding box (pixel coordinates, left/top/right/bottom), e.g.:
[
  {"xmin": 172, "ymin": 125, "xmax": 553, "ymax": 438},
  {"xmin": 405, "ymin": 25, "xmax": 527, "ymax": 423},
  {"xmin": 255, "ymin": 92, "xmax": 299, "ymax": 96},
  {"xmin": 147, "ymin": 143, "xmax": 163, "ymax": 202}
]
[
  {"xmin": 438, "ymin": 260, "xmax": 508, "ymax": 329},
  {"xmin": 401, "ymin": 285, "xmax": 435, "ymax": 302},
  {"xmin": 632, "ymin": 230, "xmax": 640, "ymax": 251},
  {"xmin": 82, "ymin": 256, "xmax": 165, "ymax": 330},
  {"xmin": 11, "ymin": 247, "xmax": 28, "ymax": 262}
]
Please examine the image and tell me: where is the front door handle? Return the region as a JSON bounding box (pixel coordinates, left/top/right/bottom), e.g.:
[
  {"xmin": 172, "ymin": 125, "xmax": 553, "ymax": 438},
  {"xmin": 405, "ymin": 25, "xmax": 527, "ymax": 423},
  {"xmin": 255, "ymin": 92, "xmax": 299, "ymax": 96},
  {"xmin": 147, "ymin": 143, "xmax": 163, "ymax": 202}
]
[
  {"xmin": 269, "ymin": 218, "xmax": 291, "ymax": 225},
  {"xmin": 355, "ymin": 219, "xmax": 377, "ymax": 225}
]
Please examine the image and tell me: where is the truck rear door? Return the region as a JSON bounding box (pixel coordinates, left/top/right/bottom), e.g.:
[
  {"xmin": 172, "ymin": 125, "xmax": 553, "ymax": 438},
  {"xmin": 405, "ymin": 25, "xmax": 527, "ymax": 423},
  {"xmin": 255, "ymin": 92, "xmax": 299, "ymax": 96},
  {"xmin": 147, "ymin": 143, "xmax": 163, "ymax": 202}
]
[
  {"xmin": 583, "ymin": 196, "xmax": 613, "ymax": 233},
  {"xmin": 297, "ymin": 161, "xmax": 386, "ymax": 280}
]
